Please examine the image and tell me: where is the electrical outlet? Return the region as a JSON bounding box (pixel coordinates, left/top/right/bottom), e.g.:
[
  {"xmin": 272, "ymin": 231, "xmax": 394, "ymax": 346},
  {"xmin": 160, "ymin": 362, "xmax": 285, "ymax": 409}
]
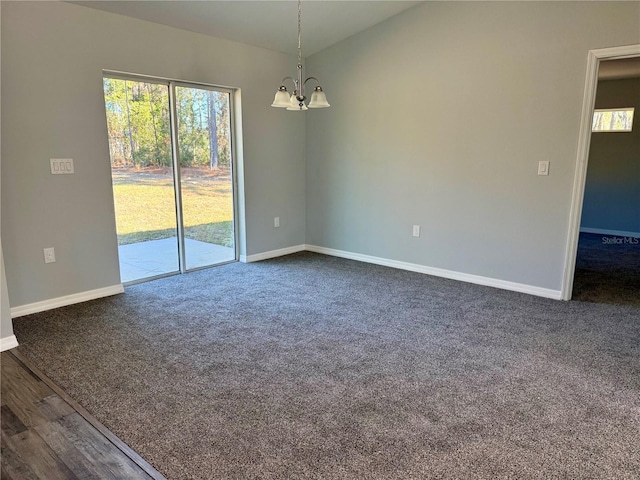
[
  {"xmin": 413, "ymin": 225, "xmax": 421, "ymax": 237},
  {"xmin": 274, "ymin": 216, "xmax": 280, "ymax": 228},
  {"xmin": 43, "ymin": 247, "xmax": 56, "ymax": 264}
]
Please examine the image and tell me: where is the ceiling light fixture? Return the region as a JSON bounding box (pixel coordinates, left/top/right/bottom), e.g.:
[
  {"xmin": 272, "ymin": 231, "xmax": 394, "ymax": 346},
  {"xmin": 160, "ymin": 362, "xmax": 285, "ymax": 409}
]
[{"xmin": 271, "ymin": 0, "xmax": 330, "ymax": 111}]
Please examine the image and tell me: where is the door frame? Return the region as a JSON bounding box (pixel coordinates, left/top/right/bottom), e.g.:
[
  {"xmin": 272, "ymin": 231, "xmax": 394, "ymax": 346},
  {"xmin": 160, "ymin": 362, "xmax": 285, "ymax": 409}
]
[{"xmin": 560, "ymin": 44, "xmax": 640, "ymax": 300}]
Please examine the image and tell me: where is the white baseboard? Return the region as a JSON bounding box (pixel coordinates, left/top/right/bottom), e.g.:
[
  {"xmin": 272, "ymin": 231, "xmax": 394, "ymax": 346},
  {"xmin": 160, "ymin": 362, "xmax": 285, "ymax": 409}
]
[
  {"xmin": 0, "ymin": 335, "xmax": 19, "ymax": 352},
  {"xmin": 305, "ymin": 245, "xmax": 562, "ymax": 300},
  {"xmin": 580, "ymin": 227, "xmax": 640, "ymax": 238},
  {"xmin": 8, "ymin": 244, "xmax": 562, "ymax": 319},
  {"xmin": 10, "ymin": 284, "xmax": 124, "ymax": 318},
  {"xmin": 240, "ymin": 244, "xmax": 306, "ymax": 263}
]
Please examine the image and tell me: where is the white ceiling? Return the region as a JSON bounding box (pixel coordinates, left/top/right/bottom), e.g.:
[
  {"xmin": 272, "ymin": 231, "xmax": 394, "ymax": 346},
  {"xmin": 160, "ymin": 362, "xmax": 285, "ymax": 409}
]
[{"xmin": 71, "ymin": 1, "xmax": 422, "ymax": 57}]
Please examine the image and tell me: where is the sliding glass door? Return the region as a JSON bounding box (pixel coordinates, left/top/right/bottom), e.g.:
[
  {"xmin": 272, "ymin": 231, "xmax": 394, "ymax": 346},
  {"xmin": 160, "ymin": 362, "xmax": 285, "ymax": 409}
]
[
  {"xmin": 103, "ymin": 75, "xmax": 237, "ymax": 284},
  {"xmin": 175, "ymin": 85, "xmax": 236, "ymax": 270}
]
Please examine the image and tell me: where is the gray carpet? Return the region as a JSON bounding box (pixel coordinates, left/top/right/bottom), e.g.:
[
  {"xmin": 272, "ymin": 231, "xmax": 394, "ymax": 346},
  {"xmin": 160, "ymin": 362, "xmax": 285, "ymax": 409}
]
[
  {"xmin": 572, "ymin": 232, "xmax": 640, "ymax": 306},
  {"xmin": 12, "ymin": 252, "xmax": 640, "ymax": 479}
]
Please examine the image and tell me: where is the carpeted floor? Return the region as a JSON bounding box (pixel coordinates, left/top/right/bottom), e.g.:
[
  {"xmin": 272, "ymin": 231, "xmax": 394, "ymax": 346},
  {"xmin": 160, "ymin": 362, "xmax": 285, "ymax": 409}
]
[
  {"xmin": 572, "ymin": 232, "xmax": 640, "ymax": 306},
  {"xmin": 12, "ymin": 252, "xmax": 640, "ymax": 479}
]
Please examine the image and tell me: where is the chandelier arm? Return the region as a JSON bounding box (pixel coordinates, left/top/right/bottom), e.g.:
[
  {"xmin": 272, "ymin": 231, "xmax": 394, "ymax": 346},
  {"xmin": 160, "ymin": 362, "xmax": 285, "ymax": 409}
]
[
  {"xmin": 303, "ymin": 77, "xmax": 321, "ymax": 87},
  {"xmin": 280, "ymin": 76, "xmax": 297, "ymax": 90}
]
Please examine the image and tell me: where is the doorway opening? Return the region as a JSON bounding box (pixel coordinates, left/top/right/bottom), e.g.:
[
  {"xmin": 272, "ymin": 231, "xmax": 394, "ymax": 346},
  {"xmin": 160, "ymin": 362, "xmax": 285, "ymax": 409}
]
[
  {"xmin": 103, "ymin": 75, "xmax": 237, "ymax": 284},
  {"xmin": 562, "ymin": 45, "xmax": 640, "ymax": 302}
]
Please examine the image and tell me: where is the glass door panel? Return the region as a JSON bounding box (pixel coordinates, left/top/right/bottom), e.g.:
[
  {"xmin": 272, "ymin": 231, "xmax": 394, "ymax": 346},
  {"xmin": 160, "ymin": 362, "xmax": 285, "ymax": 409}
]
[
  {"xmin": 103, "ymin": 78, "xmax": 179, "ymax": 283},
  {"xmin": 175, "ymin": 85, "xmax": 235, "ymax": 270}
]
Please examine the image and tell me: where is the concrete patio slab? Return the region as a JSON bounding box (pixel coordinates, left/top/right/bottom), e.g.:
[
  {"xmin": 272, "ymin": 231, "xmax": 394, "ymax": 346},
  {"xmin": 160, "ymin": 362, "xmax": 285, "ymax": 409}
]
[{"xmin": 118, "ymin": 237, "xmax": 235, "ymax": 283}]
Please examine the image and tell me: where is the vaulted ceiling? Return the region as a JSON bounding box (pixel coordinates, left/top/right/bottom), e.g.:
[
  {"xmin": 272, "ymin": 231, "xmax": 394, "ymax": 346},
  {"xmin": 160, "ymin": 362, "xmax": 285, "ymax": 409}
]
[{"xmin": 71, "ymin": 1, "xmax": 422, "ymax": 57}]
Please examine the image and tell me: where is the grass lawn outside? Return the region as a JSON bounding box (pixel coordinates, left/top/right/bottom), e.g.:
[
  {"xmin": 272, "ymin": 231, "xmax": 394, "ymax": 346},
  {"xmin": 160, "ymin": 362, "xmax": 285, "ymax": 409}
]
[{"xmin": 112, "ymin": 166, "xmax": 234, "ymax": 247}]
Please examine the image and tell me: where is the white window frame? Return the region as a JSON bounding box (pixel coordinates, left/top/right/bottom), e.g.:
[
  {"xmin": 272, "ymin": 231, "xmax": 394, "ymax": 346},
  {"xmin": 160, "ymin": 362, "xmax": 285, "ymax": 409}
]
[{"xmin": 591, "ymin": 107, "xmax": 634, "ymax": 132}]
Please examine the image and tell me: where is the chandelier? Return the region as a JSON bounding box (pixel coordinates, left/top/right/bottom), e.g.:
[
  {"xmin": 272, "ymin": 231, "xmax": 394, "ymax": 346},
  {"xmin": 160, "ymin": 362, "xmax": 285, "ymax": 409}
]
[{"xmin": 271, "ymin": 0, "xmax": 330, "ymax": 111}]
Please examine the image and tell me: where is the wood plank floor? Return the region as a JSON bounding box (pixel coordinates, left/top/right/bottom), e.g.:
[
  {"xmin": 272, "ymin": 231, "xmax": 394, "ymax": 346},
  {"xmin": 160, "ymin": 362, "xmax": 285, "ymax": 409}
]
[{"xmin": 1, "ymin": 350, "xmax": 166, "ymax": 480}]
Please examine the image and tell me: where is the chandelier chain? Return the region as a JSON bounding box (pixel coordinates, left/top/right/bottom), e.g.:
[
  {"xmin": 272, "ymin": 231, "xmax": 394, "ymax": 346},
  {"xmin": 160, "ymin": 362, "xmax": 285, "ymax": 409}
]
[{"xmin": 297, "ymin": 0, "xmax": 302, "ymax": 67}]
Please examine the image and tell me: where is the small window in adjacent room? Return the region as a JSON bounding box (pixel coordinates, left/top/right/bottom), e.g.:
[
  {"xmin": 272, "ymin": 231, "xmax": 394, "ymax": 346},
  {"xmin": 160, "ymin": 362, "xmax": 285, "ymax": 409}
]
[{"xmin": 592, "ymin": 107, "xmax": 634, "ymax": 132}]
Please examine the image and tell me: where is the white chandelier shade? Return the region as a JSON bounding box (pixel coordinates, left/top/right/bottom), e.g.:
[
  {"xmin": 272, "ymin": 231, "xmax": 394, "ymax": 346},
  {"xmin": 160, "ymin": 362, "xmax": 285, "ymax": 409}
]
[
  {"xmin": 308, "ymin": 87, "xmax": 330, "ymax": 108},
  {"xmin": 271, "ymin": 88, "xmax": 291, "ymax": 108},
  {"xmin": 287, "ymin": 94, "xmax": 308, "ymax": 111}
]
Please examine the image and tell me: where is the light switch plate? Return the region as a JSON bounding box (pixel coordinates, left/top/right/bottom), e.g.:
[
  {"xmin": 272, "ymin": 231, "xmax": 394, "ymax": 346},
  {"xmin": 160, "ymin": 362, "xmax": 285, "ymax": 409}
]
[
  {"xmin": 50, "ymin": 158, "xmax": 74, "ymax": 174},
  {"xmin": 538, "ymin": 161, "xmax": 549, "ymax": 176}
]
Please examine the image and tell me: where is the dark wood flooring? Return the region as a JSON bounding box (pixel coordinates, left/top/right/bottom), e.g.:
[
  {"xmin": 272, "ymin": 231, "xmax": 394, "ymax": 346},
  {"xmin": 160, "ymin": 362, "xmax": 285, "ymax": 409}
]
[{"xmin": 1, "ymin": 350, "xmax": 166, "ymax": 480}]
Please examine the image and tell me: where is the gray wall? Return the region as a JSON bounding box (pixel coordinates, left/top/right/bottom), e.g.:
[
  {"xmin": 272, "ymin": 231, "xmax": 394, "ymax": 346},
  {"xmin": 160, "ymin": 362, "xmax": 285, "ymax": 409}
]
[
  {"xmin": 0, "ymin": 4, "xmax": 13, "ymax": 343},
  {"xmin": 1, "ymin": 1, "xmax": 306, "ymax": 308},
  {"xmin": 305, "ymin": 1, "xmax": 640, "ymax": 291},
  {"xmin": 581, "ymin": 78, "xmax": 640, "ymax": 234}
]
